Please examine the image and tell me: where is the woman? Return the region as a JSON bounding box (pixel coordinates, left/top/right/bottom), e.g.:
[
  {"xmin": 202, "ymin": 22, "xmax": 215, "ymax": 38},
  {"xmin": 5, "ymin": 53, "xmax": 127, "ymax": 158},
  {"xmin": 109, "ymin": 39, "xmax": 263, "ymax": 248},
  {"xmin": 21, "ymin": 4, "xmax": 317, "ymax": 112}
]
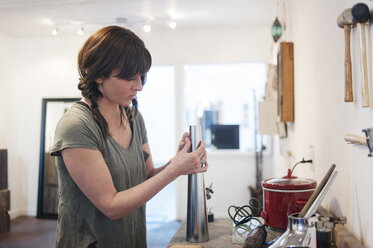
[{"xmin": 51, "ymin": 25, "xmax": 208, "ymax": 248}]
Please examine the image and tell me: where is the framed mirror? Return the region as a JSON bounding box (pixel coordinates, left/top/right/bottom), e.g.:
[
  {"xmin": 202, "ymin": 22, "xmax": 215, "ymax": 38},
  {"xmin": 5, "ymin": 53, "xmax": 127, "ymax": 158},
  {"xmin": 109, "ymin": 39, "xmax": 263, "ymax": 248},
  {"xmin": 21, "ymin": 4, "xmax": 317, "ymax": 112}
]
[{"xmin": 37, "ymin": 98, "xmax": 80, "ymax": 219}]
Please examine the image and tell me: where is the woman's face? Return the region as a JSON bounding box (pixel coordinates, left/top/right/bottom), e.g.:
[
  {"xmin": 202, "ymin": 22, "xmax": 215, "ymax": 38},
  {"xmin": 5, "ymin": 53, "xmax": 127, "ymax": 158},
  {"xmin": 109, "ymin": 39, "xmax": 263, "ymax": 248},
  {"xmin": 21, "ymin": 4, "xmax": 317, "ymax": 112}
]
[{"xmin": 97, "ymin": 70, "xmax": 143, "ymax": 107}]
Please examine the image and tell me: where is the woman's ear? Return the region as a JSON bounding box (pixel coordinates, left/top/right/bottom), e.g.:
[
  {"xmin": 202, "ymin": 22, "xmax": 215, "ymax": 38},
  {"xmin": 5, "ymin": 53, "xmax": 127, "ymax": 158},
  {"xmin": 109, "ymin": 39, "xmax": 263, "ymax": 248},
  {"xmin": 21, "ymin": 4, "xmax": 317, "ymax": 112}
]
[{"xmin": 96, "ymin": 76, "xmax": 104, "ymax": 85}]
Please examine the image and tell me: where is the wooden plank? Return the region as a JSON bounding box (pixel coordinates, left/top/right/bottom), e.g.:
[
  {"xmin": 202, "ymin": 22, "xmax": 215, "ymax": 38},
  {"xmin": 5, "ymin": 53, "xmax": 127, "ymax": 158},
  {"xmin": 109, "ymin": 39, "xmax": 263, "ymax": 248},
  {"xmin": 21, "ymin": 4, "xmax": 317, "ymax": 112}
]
[
  {"xmin": 278, "ymin": 42, "xmax": 294, "ymax": 122},
  {"xmin": 0, "ymin": 189, "xmax": 10, "ymax": 211},
  {"xmin": 168, "ymin": 218, "xmax": 242, "ymax": 248},
  {"xmin": 334, "ymin": 224, "xmax": 363, "ymax": 248},
  {"xmin": 0, "ymin": 149, "xmax": 7, "ymax": 190}
]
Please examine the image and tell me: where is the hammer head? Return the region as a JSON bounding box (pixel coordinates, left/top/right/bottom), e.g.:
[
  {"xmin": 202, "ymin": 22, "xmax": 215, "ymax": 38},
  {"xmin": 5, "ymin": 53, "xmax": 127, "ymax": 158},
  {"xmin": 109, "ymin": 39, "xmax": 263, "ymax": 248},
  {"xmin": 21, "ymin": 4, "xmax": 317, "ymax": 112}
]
[
  {"xmin": 337, "ymin": 8, "xmax": 353, "ymax": 28},
  {"xmin": 352, "ymin": 3, "xmax": 370, "ymax": 23},
  {"xmin": 362, "ymin": 128, "xmax": 373, "ymax": 157}
]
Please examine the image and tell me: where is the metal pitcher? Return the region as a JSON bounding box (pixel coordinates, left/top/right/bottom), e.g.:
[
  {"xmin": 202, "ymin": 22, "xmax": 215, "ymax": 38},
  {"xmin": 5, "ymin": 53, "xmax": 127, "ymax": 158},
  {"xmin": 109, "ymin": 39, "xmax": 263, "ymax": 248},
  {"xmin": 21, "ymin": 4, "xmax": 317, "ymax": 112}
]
[{"xmin": 269, "ymin": 213, "xmax": 315, "ymax": 248}]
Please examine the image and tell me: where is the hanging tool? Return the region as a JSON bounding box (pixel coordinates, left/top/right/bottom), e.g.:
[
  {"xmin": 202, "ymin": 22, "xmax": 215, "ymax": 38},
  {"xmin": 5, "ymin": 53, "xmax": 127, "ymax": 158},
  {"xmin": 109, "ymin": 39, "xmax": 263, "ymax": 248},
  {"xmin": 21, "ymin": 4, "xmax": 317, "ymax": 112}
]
[
  {"xmin": 362, "ymin": 128, "xmax": 373, "ymax": 157},
  {"xmin": 351, "ymin": 3, "xmax": 370, "ymax": 107},
  {"xmin": 344, "ymin": 133, "xmax": 367, "ymax": 145},
  {"xmin": 337, "ymin": 8, "xmax": 354, "ymax": 102}
]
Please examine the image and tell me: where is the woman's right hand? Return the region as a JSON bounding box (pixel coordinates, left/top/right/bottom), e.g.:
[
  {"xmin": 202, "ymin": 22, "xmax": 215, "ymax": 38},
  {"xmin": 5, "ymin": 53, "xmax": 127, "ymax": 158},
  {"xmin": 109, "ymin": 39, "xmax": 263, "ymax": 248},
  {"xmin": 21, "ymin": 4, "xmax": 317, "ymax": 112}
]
[{"xmin": 167, "ymin": 138, "xmax": 208, "ymax": 177}]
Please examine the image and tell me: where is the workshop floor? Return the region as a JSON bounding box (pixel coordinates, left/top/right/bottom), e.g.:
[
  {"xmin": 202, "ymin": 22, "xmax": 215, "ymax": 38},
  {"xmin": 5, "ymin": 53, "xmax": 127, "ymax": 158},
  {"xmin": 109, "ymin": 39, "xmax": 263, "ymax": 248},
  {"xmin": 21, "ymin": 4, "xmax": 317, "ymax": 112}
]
[{"xmin": 0, "ymin": 216, "xmax": 180, "ymax": 248}]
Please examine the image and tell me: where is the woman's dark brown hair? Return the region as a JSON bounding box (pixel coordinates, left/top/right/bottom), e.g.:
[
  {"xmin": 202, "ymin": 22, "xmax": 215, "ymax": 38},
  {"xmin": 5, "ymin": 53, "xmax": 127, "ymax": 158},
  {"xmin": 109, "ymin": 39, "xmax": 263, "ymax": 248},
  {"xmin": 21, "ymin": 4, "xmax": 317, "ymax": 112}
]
[{"xmin": 77, "ymin": 25, "xmax": 152, "ymax": 139}]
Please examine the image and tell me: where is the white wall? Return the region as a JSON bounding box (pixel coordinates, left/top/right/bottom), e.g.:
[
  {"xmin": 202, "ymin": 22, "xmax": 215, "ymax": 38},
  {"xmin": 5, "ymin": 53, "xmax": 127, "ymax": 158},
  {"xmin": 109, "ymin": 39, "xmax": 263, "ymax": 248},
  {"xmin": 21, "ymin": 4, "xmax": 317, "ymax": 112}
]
[
  {"xmin": 0, "ymin": 32, "xmax": 13, "ymax": 148},
  {"xmin": 5, "ymin": 35, "xmax": 85, "ymax": 216},
  {"xmin": 0, "ymin": 32, "xmax": 19, "ymax": 214},
  {"xmin": 270, "ymin": 0, "xmax": 373, "ymax": 246},
  {"xmin": 140, "ymin": 26, "xmax": 271, "ymax": 65}
]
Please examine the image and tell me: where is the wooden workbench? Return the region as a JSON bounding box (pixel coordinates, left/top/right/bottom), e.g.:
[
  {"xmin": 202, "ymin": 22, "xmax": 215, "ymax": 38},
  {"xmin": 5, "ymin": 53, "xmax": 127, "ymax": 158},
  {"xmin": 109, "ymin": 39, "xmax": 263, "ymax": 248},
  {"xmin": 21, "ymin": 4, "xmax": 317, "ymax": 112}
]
[{"xmin": 167, "ymin": 218, "xmax": 243, "ymax": 248}]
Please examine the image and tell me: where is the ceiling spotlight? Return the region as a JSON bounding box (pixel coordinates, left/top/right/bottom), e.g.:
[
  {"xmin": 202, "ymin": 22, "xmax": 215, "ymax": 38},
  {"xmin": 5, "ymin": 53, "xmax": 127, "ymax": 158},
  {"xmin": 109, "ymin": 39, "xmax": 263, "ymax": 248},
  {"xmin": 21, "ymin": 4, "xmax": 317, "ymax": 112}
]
[
  {"xmin": 143, "ymin": 24, "xmax": 151, "ymax": 33},
  {"xmin": 168, "ymin": 21, "xmax": 177, "ymax": 29},
  {"xmin": 77, "ymin": 27, "xmax": 84, "ymax": 36},
  {"xmin": 52, "ymin": 27, "xmax": 58, "ymax": 36}
]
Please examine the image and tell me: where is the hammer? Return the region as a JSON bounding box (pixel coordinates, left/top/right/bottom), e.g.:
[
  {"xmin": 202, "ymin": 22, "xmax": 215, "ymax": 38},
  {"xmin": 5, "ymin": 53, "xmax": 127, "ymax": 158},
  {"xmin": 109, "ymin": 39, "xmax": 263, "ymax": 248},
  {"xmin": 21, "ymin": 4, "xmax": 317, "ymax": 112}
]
[
  {"xmin": 344, "ymin": 133, "xmax": 367, "ymax": 145},
  {"xmin": 337, "ymin": 8, "xmax": 354, "ymax": 102},
  {"xmin": 352, "ymin": 3, "xmax": 370, "ymax": 107},
  {"xmin": 362, "ymin": 128, "xmax": 373, "ymax": 157}
]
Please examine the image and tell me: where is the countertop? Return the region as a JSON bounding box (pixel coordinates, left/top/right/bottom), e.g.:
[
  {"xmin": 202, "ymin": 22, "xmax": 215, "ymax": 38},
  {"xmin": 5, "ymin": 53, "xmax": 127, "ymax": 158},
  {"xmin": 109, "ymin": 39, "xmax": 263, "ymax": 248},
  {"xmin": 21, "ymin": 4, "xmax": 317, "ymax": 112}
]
[{"xmin": 167, "ymin": 218, "xmax": 250, "ymax": 248}]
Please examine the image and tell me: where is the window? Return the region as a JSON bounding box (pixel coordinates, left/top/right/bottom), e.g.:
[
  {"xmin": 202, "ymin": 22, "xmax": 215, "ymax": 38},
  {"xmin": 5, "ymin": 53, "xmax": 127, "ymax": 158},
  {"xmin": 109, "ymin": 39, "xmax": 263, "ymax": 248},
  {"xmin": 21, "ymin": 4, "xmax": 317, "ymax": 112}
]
[
  {"xmin": 137, "ymin": 65, "xmax": 175, "ymax": 166},
  {"xmin": 139, "ymin": 66, "xmax": 177, "ymax": 225},
  {"xmin": 184, "ymin": 63, "xmax": 266, "ymax": 151}
]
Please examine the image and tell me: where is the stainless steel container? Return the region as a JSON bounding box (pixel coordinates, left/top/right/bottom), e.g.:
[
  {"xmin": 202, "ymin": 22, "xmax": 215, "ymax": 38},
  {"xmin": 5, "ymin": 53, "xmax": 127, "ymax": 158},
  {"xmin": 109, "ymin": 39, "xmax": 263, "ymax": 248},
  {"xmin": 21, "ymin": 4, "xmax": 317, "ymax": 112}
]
[
  {"xmin": 269, "ymin": 213, "xmax": 314, "ymax": 248},
  {"xmin": 186, "ymin": 125, "xmax": 209, "ymax": 242}
]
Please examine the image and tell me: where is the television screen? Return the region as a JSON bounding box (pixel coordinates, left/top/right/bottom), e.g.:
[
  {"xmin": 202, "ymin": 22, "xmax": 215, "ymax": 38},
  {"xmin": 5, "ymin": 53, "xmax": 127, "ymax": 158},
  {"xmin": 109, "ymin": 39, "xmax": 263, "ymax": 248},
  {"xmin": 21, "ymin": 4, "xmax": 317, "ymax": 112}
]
[{"xmin": 210, "ymin": 125, "xmax": 239, "ymax": 149}]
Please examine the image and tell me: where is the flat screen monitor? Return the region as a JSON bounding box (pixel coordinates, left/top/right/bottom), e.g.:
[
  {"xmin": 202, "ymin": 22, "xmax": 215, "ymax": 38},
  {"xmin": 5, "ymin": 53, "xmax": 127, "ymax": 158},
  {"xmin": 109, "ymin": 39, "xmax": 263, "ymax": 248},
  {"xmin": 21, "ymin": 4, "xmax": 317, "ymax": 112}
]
[{"xmin": 210, "ymin": 124, "xmax": 239, "ymax": 149}]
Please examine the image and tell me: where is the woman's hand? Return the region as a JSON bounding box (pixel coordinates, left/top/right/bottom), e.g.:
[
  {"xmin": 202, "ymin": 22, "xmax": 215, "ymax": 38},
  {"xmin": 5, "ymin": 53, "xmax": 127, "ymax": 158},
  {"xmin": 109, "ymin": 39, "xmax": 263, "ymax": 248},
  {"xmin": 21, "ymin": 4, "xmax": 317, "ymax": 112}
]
[
  {"xmin": 177, "ymin": 132, "xmax": 190, "ymax": 154},
  {"xmin": 167, "ymin": 137, "xmax": 208, "ymax": 177}
]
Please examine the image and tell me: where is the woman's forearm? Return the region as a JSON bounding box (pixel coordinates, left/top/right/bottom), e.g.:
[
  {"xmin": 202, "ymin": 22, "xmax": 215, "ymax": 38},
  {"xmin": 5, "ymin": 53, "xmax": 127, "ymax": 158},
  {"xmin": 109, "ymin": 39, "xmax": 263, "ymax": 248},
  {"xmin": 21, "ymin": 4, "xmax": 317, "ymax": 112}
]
[
  {"xmin": 106, "ymin": 163, "xmax": 178, "ymax": 219},
  {"xmin": 63, "ymin": 140, "xmax": 205, "ymax": 221},
  {"xmin": 147, "ymin": 160, "xmax": 171, "ymax": 178}
]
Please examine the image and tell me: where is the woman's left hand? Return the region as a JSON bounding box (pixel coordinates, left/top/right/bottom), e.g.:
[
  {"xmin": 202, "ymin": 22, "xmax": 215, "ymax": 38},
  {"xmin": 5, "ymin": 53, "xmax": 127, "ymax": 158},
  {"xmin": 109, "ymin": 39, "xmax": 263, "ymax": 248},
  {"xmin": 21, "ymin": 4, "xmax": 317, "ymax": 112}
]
[
  {"xmin": 167, "ymin": 137, "xmax": 208, "ymax": 177},
  {"xmin": 177, "ymin": 132, "xmax": 207, "ymax": 168},
  {"xmin": 177, "ymin": 132, "xmax": 191, "ymax": 154}
]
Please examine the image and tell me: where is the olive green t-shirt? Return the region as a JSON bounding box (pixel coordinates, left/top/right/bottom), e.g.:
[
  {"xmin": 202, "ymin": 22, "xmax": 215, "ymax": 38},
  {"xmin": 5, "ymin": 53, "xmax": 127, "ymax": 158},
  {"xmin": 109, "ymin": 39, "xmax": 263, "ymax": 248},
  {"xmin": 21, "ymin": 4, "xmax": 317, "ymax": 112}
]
[{"xmin": 51, "ymin": 102, "xmax": 148, "ymax": 248}]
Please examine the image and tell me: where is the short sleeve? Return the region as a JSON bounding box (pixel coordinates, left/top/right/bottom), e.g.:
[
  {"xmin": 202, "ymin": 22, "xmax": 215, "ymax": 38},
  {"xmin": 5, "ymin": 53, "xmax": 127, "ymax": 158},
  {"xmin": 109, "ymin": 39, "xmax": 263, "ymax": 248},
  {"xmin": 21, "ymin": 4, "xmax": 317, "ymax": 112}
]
[{"xmin": 50, "ymin": 112, "xmax": 101, "ymax": 156}]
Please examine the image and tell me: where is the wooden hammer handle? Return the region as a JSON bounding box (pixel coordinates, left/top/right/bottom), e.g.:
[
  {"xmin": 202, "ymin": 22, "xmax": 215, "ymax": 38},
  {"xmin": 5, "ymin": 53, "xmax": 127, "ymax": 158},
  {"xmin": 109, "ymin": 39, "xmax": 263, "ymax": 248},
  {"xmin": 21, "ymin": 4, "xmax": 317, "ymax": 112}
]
[
  {"xmin": 344, "ymin": 25, "xmax": 353, "ymax": 102},
  {"xmin": 357, "ymin": 23, "xmax": 369, "ymax": 107},
  {"xmin": 344, "ymin": 133, "xmax": 367, "ymax": 145}
]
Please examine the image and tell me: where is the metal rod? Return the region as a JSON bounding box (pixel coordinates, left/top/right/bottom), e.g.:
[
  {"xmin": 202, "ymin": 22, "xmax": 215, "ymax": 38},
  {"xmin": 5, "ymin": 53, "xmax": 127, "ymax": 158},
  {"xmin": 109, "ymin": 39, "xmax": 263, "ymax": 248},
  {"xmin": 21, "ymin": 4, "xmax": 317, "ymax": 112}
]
[
  {"xmin": 303, "ymin": 170, "xmax": 338, "ymax": 219},
  {"xmin": 186, "ymin": 125, "xmax": 209, "ymax": 243},
  {"xmin": 298, "ymin": 164, "xmax": 336, "ymax": 218}
]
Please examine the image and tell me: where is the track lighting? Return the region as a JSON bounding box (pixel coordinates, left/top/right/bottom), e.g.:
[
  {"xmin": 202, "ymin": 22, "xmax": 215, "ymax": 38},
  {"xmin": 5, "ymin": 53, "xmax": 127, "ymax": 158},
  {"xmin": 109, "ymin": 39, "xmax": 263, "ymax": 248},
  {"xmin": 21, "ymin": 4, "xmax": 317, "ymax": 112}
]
[
  {"xmin": 52, "ymin": 27, "xmax": 58, "ymax": 36},
  {"xmin": 77, "ymin": 27, "xmax": 84, "ymax": 36},
  {"xmin": 51, "ymin": 16, "xmax": 177, "ymax": 36},
  {"xmin": 168, "ymin": 21, "xmax": 177, "ymax": 29},
  {"xmin": 143, "ymin": 24, "xmax": 151, "ymax": 33}
]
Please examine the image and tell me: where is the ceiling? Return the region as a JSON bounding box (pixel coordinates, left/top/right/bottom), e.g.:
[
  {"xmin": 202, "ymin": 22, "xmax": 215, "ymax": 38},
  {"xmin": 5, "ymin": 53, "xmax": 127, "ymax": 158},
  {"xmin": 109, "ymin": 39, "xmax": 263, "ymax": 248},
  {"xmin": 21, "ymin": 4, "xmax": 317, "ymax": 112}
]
[{"xmin": 0, "ymin": 0, "xmax": 278, "ymax": 37}]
